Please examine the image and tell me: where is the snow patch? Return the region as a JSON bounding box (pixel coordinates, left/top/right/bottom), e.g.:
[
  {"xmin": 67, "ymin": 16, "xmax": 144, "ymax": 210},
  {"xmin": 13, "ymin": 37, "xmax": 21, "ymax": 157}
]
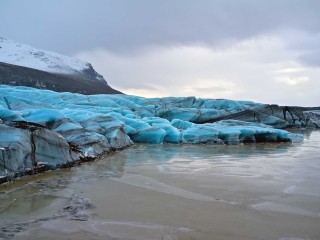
[{"xmin": 0, "ymin": 37, "xmax": 89, "ymax": 74}]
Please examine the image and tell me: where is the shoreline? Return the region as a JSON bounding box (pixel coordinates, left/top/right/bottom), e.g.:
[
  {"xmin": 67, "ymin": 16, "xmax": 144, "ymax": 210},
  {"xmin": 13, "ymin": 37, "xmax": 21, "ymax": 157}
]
[{"xmin": 0, "ymin": 128, "xmax": 313, "ymax": 185}]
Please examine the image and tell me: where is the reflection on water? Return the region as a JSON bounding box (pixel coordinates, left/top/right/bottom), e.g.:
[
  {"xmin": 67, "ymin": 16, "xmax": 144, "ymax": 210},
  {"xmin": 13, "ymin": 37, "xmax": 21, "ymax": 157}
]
[
  {"xmin": 123, "ymin": 142, "xmax": 292, "ymax": 165},
  {"xmin": 0, "ymin": 130, "xmax": 320, "ymax": 240}
]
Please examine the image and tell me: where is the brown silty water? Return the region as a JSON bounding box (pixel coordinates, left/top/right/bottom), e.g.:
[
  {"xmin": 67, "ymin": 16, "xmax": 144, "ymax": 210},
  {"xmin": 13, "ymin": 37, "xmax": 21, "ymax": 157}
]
[{"xmin": 0, "ymin": 130, "xmax": 320, "ymax": 240}]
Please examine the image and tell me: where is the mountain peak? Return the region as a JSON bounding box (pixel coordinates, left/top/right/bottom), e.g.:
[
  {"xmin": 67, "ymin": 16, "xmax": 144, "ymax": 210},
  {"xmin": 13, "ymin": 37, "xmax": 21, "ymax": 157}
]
[
  {"xmin": 0, "ymin": 37, "xmax": 121, "ymax": 94},
  {"xmin": 0, "ymin": 37, "xmax": 90, "ymax": 74}
]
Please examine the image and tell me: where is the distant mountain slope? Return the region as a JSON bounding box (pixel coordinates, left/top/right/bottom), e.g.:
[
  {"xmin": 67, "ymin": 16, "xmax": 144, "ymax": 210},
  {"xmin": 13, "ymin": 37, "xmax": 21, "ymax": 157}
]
[
  {"xmin": 0, "ymin": 62, "xmax": 121, "ymax": 94},
  {"xmin": 0, "ymin": 37, "xmax": 121, "ymax": 94}
]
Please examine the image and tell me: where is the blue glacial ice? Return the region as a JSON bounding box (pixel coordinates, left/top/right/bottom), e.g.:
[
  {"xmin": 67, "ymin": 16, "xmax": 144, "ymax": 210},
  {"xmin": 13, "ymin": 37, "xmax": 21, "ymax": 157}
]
[{"xmin": 0, "ymin": 85, "xmax": 318, "ymax": 181}]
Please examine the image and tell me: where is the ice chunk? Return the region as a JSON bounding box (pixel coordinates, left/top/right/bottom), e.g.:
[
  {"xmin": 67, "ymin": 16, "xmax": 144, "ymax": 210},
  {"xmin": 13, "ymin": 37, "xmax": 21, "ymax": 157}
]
[
  {"xmin": 304, "ymin": 110, "xmax": 320, "ymax": 128},
  {"xmin": 196, "ymin": 109, "xmax": 222, "ymax": 123},
  {"xmin": 0, "ymin": 109, "xmax": 25, "ymax": 122},
  {"xmin": 171, "ymin": 119, "xmax": 193, "ymax": 130},
  {"xmin": 152, "ymin": 122, "xmax": 182, "ymax": 143},
  {"xmin": 4, "ymin": 95, "xmax": 55, "ymax": 110},
  {"xmin": 149, "ymin": 96, "xmax": 196, "ymax": 108},
  {"xmin": 217, "ymin": 128, "xmax": 242, "ymax": 145},
  {"xmin": 157, "ymin": 107, "xmax": 200, "ymax": 122},
  {"xmin": 104, "ymin": 127, "xmax": 133, "ymax": 149},
  {"xmin": 142, "ymin": 117, "xmax": 171, "ymax": 125},
  {"xmin": 201, "ymin": 99, "xmax": 243, "ymax": 110},
  {"xmin": 22, "ymin": 109, "xmax": 70, "ymax": 128},
  {"xmin": 0, "ymin": 124, "xmax": 33, "ymax": 177},
  {"xmin": 130, "ymin": 127, "xmax": 166, "ymax": 144},
  {"xmin": 0, "ymin": 122, "xmax": 79, "ymax": 178},
  {"xmin": 182, "ymin": 125, "xmax": 220, "ymax": 144}
]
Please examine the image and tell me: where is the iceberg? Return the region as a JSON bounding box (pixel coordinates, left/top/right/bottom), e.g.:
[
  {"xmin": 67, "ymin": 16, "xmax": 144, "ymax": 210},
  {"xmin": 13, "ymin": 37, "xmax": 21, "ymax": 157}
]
[{"xmin": 0, "ymin": 85, "xmax": 319, "ymax": 182}]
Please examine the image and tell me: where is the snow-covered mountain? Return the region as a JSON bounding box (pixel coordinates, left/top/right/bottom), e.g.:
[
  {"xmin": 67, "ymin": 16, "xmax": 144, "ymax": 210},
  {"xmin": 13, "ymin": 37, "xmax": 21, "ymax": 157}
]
[
  {"xmin": 0, "ymin": 37, "xmax": 91, "ymax": 74},
  {"xmin": 0, "ymin": 37, "xmax": 120, "ymax": 94}
]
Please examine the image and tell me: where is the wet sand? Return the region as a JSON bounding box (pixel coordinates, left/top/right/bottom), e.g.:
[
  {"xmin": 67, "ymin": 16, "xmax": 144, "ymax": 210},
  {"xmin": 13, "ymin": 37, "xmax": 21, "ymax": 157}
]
[{"xmin": 1, "ymin": 130, "xmax": 320, "ymax": 240}]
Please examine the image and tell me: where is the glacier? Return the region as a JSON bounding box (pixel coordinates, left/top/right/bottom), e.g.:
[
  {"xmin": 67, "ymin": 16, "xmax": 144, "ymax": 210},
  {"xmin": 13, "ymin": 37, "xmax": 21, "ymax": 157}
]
[{"xmin": 0, "ymin": 85, "xmax": 319, "ymax": 183}]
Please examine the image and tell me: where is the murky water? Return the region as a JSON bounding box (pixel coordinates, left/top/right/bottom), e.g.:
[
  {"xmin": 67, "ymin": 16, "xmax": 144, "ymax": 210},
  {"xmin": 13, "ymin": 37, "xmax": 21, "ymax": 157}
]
[{"xmin": 1, "ymin": 130, "xmax": 320, "ymax": 240}]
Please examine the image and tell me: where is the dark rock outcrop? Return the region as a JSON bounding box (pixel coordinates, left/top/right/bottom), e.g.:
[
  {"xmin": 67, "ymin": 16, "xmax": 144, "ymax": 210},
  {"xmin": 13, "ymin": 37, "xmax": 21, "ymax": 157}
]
[{"xmin": 0, "ymin": 62, "xmax": 121, "ymax": 94}]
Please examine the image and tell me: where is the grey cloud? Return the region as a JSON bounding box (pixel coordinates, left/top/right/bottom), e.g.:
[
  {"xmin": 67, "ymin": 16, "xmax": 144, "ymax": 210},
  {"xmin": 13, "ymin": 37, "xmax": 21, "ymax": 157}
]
[
  {"xmin": 0, "ymin": 0, "xmax": 320, "ymax": 55},
  {"xmin": 120, "ymin": 83, "xmax": 161, "ymax": 91},
  {"xmin": 284, "ymin": 32, "xmax": 320, "ymax": 67},
  {"xmin": 76, "ymin": 41, "xmax": 320, "ymax": 106},
  {"xmin": 287, "ymin": 34, "xmax": 320, "ymax": 52},
  {"xmin": 298, "ymin": 51, "xmax": 320, "ymax": 67},
  {"xmin": 192, "ymin": 86, "xmax": 232, "ymax": 94},
  {"xmin": 280, "ymin": 31, "xmax": 320, "ymax": 67}
]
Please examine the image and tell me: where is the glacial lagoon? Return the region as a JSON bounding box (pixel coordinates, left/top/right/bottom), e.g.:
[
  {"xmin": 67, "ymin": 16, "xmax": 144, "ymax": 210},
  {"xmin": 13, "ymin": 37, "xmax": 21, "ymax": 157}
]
[{"xmin": 1, "ymin": 130, "xmax": 320, "ymax": 240}]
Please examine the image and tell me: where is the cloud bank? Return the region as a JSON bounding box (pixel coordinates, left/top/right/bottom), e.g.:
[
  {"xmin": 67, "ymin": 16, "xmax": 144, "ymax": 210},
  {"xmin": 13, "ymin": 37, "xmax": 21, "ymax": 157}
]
[
  {"xmin": 1, "ymin": 0, "xmax": 319, "ymax": 105},
  {"xmin": 76, "ymin": 33, "xmax": 320, "ymax": 106}
]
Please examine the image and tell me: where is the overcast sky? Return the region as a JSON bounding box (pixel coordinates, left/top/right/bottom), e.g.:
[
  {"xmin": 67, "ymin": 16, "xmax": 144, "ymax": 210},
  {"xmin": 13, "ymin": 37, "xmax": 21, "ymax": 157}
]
[{"xmin": 1, "ymin": 0, "xmax": 320, "ymax": 106}]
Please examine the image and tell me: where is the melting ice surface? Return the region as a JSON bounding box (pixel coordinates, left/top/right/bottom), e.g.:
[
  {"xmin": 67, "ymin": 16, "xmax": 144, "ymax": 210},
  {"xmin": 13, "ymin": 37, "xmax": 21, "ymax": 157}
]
[{"xmin": 0, "ymin": 130, "xmax": 320, "ymax": 240}]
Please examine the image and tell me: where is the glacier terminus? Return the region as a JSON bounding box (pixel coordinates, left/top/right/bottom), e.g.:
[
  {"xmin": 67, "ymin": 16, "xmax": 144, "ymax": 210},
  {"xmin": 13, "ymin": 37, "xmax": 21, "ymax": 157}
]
[{"xmin": 0, "ymin": 85, "xmax": 319, "ymax": 183}]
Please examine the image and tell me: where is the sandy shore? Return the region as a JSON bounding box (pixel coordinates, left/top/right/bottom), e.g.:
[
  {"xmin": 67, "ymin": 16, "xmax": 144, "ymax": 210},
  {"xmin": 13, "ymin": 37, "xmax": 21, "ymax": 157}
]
[{"xmin": 1, "ymin": 131, "xmax": 319, "ymax": 240}]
